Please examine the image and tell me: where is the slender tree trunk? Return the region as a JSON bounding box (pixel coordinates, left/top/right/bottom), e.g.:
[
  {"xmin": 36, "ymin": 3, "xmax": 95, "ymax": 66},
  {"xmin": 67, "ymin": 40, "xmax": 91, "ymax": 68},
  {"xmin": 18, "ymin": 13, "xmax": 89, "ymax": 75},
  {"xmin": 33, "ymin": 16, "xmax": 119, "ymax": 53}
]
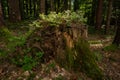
[
  {"xmin": 89, "ymin": 0, "xmax": 97, "ymax": 26},
  {"xmin": 113, "ymin": 0, "xmax": 120, "ymax": 46},
  {"xmin": 33, "ymin": 0, "xmax": 36, "ymax": 17},
  {"xmin": 57, "ymin": 0, "xmax": 60, "ymax": 12},
  {"xmin": 8, "ymin": 0, "xmax": 21, "ymax": 22},
  {"xmin": 50, "ymin": 0, "xmax": 54, "ymax": 11},
  {"xmin": 68, "ymin": 0, "xmax": 71, "ymax": 10},
  {"xmin": 113, "ymin": 22, "xmax": 120, "ymax": 46},
  {"xmin": 63, "ymin": 0, "xmax": 68, "ymax": 11},
  {"xmin": 105, "ymin": 0, "xmax": 113, "ymax": 34},
  {"xmin": 0, "ymin": 0, "xmax": 4, "ymax": 27},
  {"xmin": 40, "ymin": 0, "xmax": 45, "ymax": 14},
  {"xmin": 26, "ymin": 0, "xmax": 29, "ymax": 16},
  {"xmin": 95, "ymin": 0, "xmax": 103, "ymax": 29},
  {"xmin": 74, "ymin": 0, "xmax": 79, "ymax": 11}
]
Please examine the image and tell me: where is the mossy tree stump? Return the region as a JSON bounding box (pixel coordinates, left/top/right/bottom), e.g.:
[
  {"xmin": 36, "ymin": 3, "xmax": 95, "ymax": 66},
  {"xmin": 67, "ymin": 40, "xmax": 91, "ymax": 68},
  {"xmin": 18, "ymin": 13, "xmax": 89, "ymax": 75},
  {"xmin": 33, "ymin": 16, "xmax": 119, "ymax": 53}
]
[{"xmin": 5, "ymin": 20, "xmax": 103, "ymax": 79}]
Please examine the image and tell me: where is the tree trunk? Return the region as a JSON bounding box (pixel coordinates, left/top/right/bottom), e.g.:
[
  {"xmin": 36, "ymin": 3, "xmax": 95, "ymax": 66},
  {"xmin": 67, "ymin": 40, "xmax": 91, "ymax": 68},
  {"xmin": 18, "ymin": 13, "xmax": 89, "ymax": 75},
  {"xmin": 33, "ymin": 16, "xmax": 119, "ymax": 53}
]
[
  {"xmin": 57, "ymin": 0, "xmax": 60, "ymax": 12},
  {"xmin": 105, "ymin": 0, "xmax": 113, "ymax": 34},
  {"xmin": 74, "ymin": 0, "xmax": 79, "ymax": 11},
  {"xmin": 113, "ymin": 22, "xmax": 120, "ymax": 46},
  {"xmin": 63, "ymin": 0, "xmax": 68, "ymax": 11},
  {"xmin": 89, "ymin": 0, "xmax": 97, "ymax": 26},
  {"xmin": 8, "ymin": 0, "xmax": 21, "ymax": 22},
  {"xmin": 0, "ymin": 0, "xmax": 4, "ymax": 27},
  {"xmin": 113, "ymin": 1, "xmax": 120, "ymax": 46},
  {"xmin": 68, "ymin": 0, "xmax": 71, "ymax": 10},
  {"xmin": 50, "ymin": 0, "xmax": 54, "ymax": 11},
  {"xmin": 95, "ymin": 0, "xmax": 103, "ymax": 29},
  {"xmin": 40, "ymin": 0, "xmax": 46, "ymax": 14}
]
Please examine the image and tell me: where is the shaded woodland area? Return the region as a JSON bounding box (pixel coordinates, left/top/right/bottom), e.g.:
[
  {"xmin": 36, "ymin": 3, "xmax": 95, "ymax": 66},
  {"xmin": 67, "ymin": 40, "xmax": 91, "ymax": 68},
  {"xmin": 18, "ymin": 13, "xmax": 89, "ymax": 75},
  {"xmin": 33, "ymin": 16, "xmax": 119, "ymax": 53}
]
[{"xmin": 0, "ymin": 0, "xmax": 120, "ymax": 80}]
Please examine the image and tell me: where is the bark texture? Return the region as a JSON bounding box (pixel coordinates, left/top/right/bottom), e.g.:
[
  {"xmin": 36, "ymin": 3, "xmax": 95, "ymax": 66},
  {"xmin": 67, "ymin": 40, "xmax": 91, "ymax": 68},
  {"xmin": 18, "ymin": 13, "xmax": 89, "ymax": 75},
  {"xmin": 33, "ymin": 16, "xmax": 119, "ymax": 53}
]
[
  {"xmin": 40, "ymin": 0, "xmax": 46, "ymax": 14},
  {"xmin": 105, "ymin": 0, "xmax": 113, "ymax": 34},
  {"xmin": 113, "ymin": 21, "xmax": 120, "ymax": 46},
  {"xmin": 95, "ymin": 0, "xmax": 103, "ymax": 29},
  {"xmin": 8, "ymin": 0, "xmax": 21, "ymax": 22},
  {"xmin": 0, "ymin": 0, "xmax": 4, "ymax": 27}
]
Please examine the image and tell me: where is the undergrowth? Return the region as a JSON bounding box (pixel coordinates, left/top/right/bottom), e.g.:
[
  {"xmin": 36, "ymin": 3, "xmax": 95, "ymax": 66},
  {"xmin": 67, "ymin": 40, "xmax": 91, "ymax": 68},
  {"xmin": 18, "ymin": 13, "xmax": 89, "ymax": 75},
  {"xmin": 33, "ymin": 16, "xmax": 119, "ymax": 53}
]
[
  {"xmin": 74, "ymin": 39, "xmax": 103, "ymax": 80},
  {"xmin": 29, "ymin": 10, "xmax": 87, "ymax": 28},
  {"xmin": 0, "ymin": 11, "xmax": 103, "ymax": 79},
  {"xmin": 57, "ymin": 38, "xmax": 103, "ymax": 80},
  {"xmin": 104, "ymin": 44, "xmax": 119, "ymax": 52},
  {"xmin": 12, "ymin": 52, "xmax": 44, "ymax": 71},
  {"xmin": 93, "ymin": 51, "xmax": 103, "ymax": 61}
]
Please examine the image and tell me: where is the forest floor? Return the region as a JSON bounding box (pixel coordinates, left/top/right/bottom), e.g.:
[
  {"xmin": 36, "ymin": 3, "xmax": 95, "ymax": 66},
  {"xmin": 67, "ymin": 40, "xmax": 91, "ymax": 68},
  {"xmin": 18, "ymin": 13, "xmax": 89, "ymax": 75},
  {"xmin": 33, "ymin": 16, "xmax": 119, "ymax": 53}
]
[
  {"xmin": 0, "ymin": 24, "xmax": 120, "ymax": 80},
  {"xmin": 88, "ymin": 34, "xmax": 120, "ymax": 80}
]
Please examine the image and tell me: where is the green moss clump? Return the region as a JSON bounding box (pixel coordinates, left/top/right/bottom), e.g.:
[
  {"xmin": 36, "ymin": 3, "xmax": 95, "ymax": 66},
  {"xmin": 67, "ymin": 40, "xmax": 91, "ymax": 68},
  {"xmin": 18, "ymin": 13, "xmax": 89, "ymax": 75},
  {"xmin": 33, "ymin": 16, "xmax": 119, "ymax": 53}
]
[{"xmin": 74, "ymin": 39, "xmax": 103, "ymax": 80}]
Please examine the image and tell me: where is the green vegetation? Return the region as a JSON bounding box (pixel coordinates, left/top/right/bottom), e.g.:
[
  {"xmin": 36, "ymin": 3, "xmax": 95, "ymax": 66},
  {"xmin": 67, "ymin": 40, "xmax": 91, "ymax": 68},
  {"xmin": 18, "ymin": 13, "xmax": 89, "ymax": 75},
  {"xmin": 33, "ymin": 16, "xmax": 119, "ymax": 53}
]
[
  {"xmin": 0, "ymin": 28, "xmax": 12, "ymax": 39},
  {"xmin": 28, "ymin": 11, "xmax": 87, "ymax": 29},
  {"xmin": 39, "ymin": 11, "xmax": 86, "ymax": 25},
  {"xmin": 0, "ymin": 49, "xmax": 7, "ymax": 57},
  {"xmin": 0, "ymin": 0, "xmax": 120, "ymax": 80},
  {"xmin": 0, "ymin": 25, "xmax": 44, "ymax": 71},
  {"xmin": 12, "ymin": 52, "xmax": 44, "ymax": 71},
  {"xmin": 104, "ymin": 44, "xmax": 119, "ymax": 52},
  {"xmin": 93, "ymin": 51, "xmax": 103, "ymax": 61},
  {"xmin": 0, "ymin": 11, "xmax": 103, "ymax": 79},
  {"xmin": 89, "ymin": 40, "xmax": 102, "ymax": 44},
  {"xmin": 74, "ymin": 39, "xmax": 103, "ymax": 80},
  {"xmin": 56, "ymin": 38, "xmax": 103, "ymax": 80}
]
